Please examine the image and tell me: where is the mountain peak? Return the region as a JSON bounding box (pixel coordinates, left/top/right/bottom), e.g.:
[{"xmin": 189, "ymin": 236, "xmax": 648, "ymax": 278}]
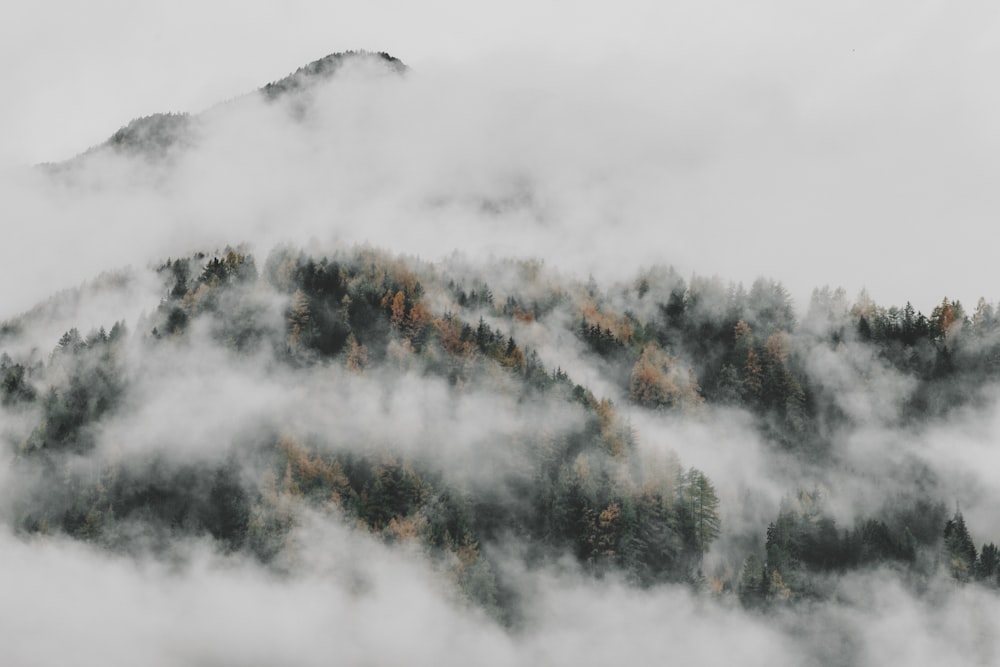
[
  {"xmin": 260, "ymin": 50, "xmax": 408, "ymax": 100},
  {"xmin": 46, "ymin": 51, "xmax": 407, "ymax": 167}
]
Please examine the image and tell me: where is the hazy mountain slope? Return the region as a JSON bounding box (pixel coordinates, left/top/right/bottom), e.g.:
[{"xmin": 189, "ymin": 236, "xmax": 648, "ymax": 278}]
[
  {"xmin": 4, "ymin": 51, "xmax": 1000, "ymax": 666},
  {"xmin": 4, "ymin": 242, "xmax": 1000, "ymax": 600},
  {"xmin": 43, "ymin": 50, "xmax": 406, "ymax": 170}
]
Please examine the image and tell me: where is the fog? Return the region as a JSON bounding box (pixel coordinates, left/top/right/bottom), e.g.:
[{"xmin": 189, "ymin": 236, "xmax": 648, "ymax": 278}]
[
  {"xmin": 2, "ymin": 6, "xmax": 1000, "ymax": 664},
  {"xmin": 0, "ymin": 516, "xmax": 812, "ymax": 667},
  {"xmin": 3, "ymin": 513, "xmax": 999, "ymax": 665},
  {"xmin": 5, "ymin": 1, "xmax": 1000, "ymax": 312}
]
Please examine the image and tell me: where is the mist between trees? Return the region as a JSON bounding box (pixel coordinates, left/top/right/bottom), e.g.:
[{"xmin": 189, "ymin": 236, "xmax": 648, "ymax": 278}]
[
  {"xmin": 2, "ymin": 240, "xmax": 1000, "ymax": 664},
  {"xmin": 2, "ymin": 48, "xmax": 1000, "ymax": 665}
]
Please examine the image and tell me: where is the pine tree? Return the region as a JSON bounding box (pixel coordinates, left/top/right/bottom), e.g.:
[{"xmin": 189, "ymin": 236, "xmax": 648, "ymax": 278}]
[
  {"xmin": 738, "ymin": 554, "xmax": 767, "ymax": 607},
  {"xmin": 678, "ymin": 469, "xmax": 721, "ymax": 558},
  {"xmin": 944, "ymin": 512, "xmax": 977, "ymax": 582},
  {"xmin": 977, "ymin": 543, "xmax": 999, "ymax": 583}
]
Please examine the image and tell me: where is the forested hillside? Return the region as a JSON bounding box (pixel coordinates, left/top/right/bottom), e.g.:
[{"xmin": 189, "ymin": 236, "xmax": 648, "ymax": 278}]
[{"xmin": 4, "ymin": 243, "xmax": 999, "ymax": 622}]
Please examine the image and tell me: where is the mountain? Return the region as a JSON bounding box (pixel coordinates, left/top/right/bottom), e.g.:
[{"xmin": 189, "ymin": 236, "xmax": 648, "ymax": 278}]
[
  {"xmin": 46, "ymin": 50, "xmax": 407, "ymax": 167},
  {"xmin": 260, "ymin": 50, "xmax": 406, "ymax": 100},
  {"xmin": 6, "ymin": 50, "xmax": 1000, "ymax": 666}
]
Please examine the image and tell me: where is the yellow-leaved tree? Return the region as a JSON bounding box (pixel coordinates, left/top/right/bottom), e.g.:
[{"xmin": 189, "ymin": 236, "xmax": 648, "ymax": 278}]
[{"xmin": 629, "ymin": 344, "xmax": 703, "ymax": 412}]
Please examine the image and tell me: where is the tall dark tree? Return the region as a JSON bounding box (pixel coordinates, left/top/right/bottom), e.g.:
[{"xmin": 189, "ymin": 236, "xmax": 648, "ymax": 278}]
[{"xmin": 944, "ymin": 512, "xmax": 978, "ymax": 581}]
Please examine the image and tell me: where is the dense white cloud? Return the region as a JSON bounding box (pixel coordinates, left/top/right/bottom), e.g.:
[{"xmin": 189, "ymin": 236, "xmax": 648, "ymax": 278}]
[
  {"xmin": 0, "ymin": 519, "xmax": 516, "ymax": 667},
  {"xmin": 4, "ymin": 1, "xmax": 1000, "ymax": 312},
  {"xmin": 3, "ymin": 521, "xmax": 998, "ymax": 666}
]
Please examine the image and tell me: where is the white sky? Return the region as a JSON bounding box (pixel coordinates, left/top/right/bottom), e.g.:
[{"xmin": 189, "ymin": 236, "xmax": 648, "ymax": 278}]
[{"xmin": 3, "ymin": 0, "xmax": 1000, "ymax": 313}]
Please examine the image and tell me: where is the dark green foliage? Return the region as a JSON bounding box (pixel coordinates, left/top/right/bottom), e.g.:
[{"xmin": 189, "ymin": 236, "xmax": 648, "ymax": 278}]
[
  {"xmin": 451, "ymin": 281, "xmax": 494, "ymax": 310},
  {"xmin": 530, "ymin": 457, "xmax": 717, "ymax": 584},
  {"xmin": 978, "ymin": 543, "xmax": 999, "ymax": 583},
  {"xmin": 745, "ymin": 278, "xmax": 796, "ymax": 336},
  {"xmin": 677, "ymin": 469, "xmax": 721, "ymax": 556},
  {"xmin": 15, "ymin": 242, "xmax": 1000, "ymax": 621},
  {"xmin": 164, "ymin": 306, "xmax": 188, "ymax": 335},
  {"xmin": 102, "ymin": 460, "xmax": 250, "ymax": 550},
  {"xmin": 164, "ymin": 257, "xmax": 191, "ymax": 298},
  {"xmin": 286, "ymin": 258, "xmax": 351, "ymax": 356},
  {"xmin": 849, "ymin": 519, "xmax": 915, "ymax": 565},
  {"xmin": 423, "ymin": 490, "xmax": 475, "ymax": 549},
  {"xmin": 745, "ymin": 489, "xmax": 1000, "ymax": 602},
  {"xmin": 363, "ymin": 459, "xmax": 428, "ymax": 530},
  {"xmin": 11, "ymin": 451, "xmax": 253, "ymax": 555},
  {"xmin": 578, "ymin": 317, "xmax": 626, "ymax": 357},
  {"xmin": 57, "ymin": 327, "xmax": 86, "ymax": 354},
  {"xmin": 523, "ymin": 350, "xmax": 553, "ymax": 391},
  {"xmin": 757, "ymin": 492, "xmax": 924, "ymax": 600},
  {"xmin": 25, "ymin": 327, "xmax": 127, "ymax": 454},
  {"xmin": 885, "ymin": 496, "xmax": 947, "ymax": 546},
  {"xmin": 857, "ymin": 315, "xmax": 872, "ymax": 341},
  {"xmin": 205, "ymin": 460, "xmax": 251, "ymax": 551},
  {"xmin": 630, "ymin": 491, "xmax": 682, "ymax": 584},
  {"xmin": 261, "ymin": 51, "xmax": 407, "ymax": 101},
  {"xmin": 107, "ymin": 112, "xmax": 192, "ymax": 157},
  {"xmin": 799, "ymin": 516, "xmax": 841, "ymax": 570},
  {"xmin": 945, "ymin": 512, "xmax": 978, "ymax": 581},
  {"xmin": 152, "ymin": 251, "xmax": 276, "ymax": 351},
  {"xmin": 1, "ymin": 356, "xmax": 36, "ymax": 405},
  {"xmin": 739, "ymin": 553, "xmax": 769, "ymax": 607}
]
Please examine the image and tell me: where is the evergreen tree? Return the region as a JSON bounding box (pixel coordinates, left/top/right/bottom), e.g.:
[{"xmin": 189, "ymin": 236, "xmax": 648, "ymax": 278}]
[
  {"xmin": 977, "ymin": 543, "xmax": 999, "ymax": 583},
  {"xmin": 738, "ymin": 554, "xmax": 768, "ymax": 607},
  {"xmin": 678, "ymin": 469, "xmax": 721, "ymax": 558},
  {"xmin": 944, "ymin": 512, "xmax": 978, "ymax": 582}
]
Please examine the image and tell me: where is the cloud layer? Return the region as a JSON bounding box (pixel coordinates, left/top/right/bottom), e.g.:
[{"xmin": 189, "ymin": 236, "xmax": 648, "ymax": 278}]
[{"xmin": 5, "ymin": 1, "xmax": 1000, "ymax": 312}]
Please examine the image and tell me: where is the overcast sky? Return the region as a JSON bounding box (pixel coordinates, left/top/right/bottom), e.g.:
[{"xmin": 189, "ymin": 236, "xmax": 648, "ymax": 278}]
[{"xmin": 3, "ymin": 0, "xmax": 999, "ymax": 313}]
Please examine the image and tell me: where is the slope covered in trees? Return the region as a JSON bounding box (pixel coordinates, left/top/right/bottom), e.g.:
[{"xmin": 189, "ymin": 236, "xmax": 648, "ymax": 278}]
[{"xmin": 4, "ymin": 245, "xmax": 1000, "ymax": 625}]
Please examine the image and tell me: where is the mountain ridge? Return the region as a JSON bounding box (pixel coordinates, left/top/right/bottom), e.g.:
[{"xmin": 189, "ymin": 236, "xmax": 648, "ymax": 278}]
[{"xmin": 44, "ymin": 50, "xmax": 407, "ymax": 167}]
